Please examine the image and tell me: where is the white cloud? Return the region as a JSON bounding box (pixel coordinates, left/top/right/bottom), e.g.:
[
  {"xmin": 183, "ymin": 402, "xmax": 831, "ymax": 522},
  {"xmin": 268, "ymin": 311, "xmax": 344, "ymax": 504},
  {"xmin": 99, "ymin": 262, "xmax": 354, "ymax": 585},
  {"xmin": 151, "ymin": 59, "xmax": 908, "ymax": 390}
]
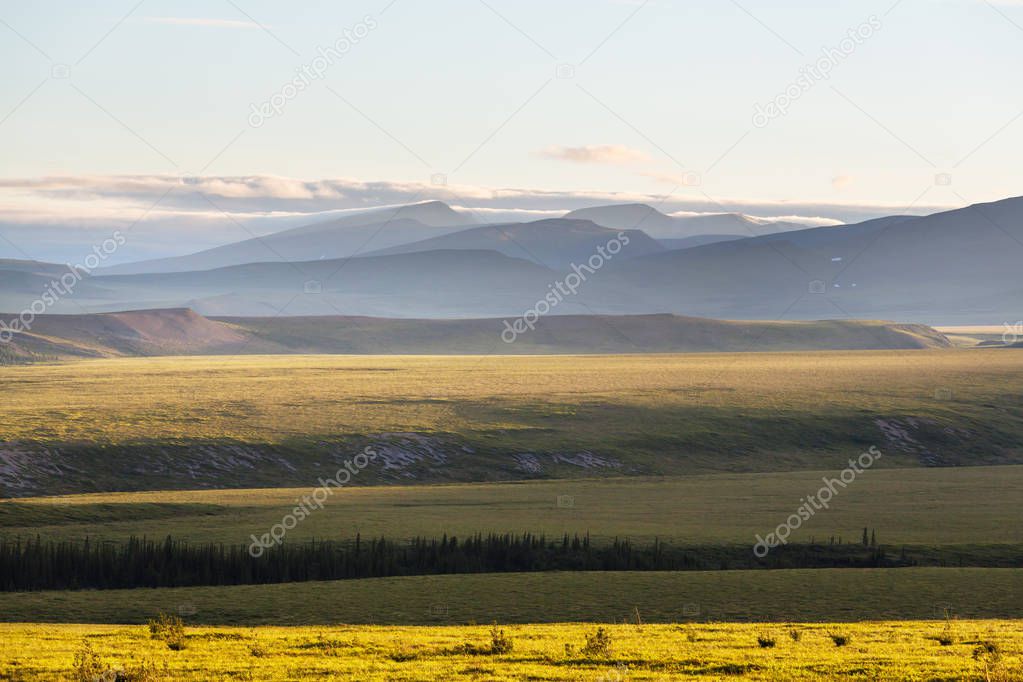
[
  {"xmin": 669, "ymin": 210, "xmax": 842, "ymax": 228},
  {"xmin": 832, "ymin": 175, "xmax": 853, "ymax": 191},
  {"xmin": 757, "ymin": 214, "xmax": 844, "ymax": 227},
  {"xmin": 640, "ymin": 170, "xmax": 704, "ymax": 187},
  {"xmin": 0, "ymin": 174, "xmax": 957, "ymax": 222},
  {"xmin": 537, "ymin": 144, "xmax": 651, "ymax": 165},
  {"xmin": 0, "ymin": 173, "xmax": 962, "ymax": 262}
]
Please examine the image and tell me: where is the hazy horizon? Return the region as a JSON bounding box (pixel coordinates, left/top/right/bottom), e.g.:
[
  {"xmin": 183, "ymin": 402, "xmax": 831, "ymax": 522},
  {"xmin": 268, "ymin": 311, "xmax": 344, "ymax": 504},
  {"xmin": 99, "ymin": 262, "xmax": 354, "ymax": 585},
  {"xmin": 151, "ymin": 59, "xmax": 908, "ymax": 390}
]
[{"xmin": 3, "ymin": 0, "xmax": 1022, "ymax": 262}]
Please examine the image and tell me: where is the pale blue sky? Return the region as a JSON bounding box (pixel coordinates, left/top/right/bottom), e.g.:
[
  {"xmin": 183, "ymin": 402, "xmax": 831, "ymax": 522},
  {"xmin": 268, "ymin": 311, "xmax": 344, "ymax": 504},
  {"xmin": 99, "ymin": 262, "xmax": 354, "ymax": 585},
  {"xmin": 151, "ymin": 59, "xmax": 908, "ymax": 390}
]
[{"xmin": 1, "ymin": 0, "xmax": 1022, "ymax": 260}]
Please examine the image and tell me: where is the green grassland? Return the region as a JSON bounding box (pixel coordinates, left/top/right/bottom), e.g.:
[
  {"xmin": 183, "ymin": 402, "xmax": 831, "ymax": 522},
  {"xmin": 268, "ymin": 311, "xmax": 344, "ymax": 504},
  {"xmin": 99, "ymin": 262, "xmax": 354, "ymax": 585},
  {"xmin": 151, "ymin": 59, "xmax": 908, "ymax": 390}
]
[
  {"xmin": 3, "ymin": 349, "xmax": 1023, "ymax": 681},
  {"xmin": 2, "ymin": 569, "xmax": 1022, "ymax": 625},
  {"xmin": 2, "ymin": 617, "xmax": 1022, "ymax": 680},
  {"xmin": 3, "ymin": 466, "xmax": 1022, "ymax": 547},
  {"xmin": 2, "ymin": 350, "xmax": 1023, "ymax": 496}
]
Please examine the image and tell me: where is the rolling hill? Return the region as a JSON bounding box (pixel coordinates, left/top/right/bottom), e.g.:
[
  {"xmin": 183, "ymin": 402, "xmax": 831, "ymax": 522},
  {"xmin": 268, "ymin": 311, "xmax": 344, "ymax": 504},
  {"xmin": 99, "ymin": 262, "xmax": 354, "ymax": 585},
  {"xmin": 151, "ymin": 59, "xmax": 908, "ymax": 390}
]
[
  {"xmin": 0, "ymin": 260, "xmax": 111, "ymax": 309},
  {"xmin": 0, "ymin": 308, "xmax": 950, "ymax": 363},
  {"xmin": 0, "ymin": 308, "xmax": 250, "ymax": 362}
]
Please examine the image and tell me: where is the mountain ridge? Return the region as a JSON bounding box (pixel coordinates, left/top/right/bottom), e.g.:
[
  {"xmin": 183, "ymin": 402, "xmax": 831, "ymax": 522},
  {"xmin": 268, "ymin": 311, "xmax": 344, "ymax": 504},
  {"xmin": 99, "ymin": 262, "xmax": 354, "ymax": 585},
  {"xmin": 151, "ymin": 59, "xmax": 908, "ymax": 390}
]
[
  {"xmin": 363, "ymin": 218, "xmax": 664, "ymax": 267},
  {"xmin": 101, "ymin": 201, "xmax": 474, "ymax": 275},
  {"xmin": 563, "ymin": 203, "xmax": 808, "ymax": 238}
]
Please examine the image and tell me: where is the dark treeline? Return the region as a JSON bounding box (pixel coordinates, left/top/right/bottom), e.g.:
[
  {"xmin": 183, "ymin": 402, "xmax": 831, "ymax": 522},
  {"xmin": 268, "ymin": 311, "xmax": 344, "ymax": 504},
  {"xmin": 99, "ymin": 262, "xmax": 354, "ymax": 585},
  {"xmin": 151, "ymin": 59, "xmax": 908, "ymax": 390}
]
[{"xmin": 0, "ymin": 531, "xmax": 963, "ymax": 592}]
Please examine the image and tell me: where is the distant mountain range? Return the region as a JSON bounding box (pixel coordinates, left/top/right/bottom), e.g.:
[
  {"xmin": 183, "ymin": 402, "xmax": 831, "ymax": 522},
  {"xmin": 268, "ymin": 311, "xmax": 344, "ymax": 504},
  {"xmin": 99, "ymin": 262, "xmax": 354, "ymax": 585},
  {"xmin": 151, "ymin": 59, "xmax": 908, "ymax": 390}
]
[
  {"xmin": 1, "ymin": 195, "xmax": 1021, "ymax": 325},
  {"xmin": 605, "ymin": 197, "xmax": 1023, "ymax": 322},
  {"xmin": 102, "ymin": 201, "xmax": 472, "ymax": 275},
  {"xmin": 563, "ymin": 203, "xmax": 807, "ymax": 238},
  {"xmin": 364, "ymin": 218, "xmax": 664, "ymax": 267}
]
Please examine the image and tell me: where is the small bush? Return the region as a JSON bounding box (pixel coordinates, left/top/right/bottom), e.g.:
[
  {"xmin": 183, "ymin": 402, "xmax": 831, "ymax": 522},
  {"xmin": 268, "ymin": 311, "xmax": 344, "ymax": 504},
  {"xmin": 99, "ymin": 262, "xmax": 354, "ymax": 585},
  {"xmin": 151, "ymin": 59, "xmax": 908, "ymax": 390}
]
[
  {"xmin": 453, "ymin": 624, "xmax": 515, "ymax": 656},
  {"xmin": 972, "ymin": 640, "xmax": 1013, "ymax": 681},
  {"xmin": 830, "ymin": 633, "xmax": 850, "ymax": 647},
  {"xmin": 489, "ymin": 624, "xmax": 514, "ymax": 655},
  {"xmin": 581, "ymin": 627, "xmax": 613, "ymax": 657},
  {"xmin": 389, "ymin": 649, "xmax": 420, "ymax": 662},
  {"xmin": 973, "ymin": 641, "xmax": 1002, "ymax": 663},
  {"xmin": 296, "ymin": 635, "xmax": 351, "ymax": 655},
  {"xmin": 937, "ymin": 609, "xmax": 958, "ymax": 646},
  {"xmin": 757, "ymin": 635, "xmax": 776, "ymax": 648},
  {"xmin": 71, "ymin": 641, "xmax": 104, "ymax": 682},
  {"xmin": 148, "ymin": 613, "xmax": 186, "ymax": 651},
  {"xmin": 119, "ymin": 660, "xmax": 167, "ymax": 682},
  {"xmin": 788, "ymin": 629, "xmax": 802, "ymax": 642},
  {"xmin": 249, "ymin": 642, "xmax": 269, "ymax": 658},
  {"xmin": 72, "ymin": 642, "xmax": 165, "ymax": 682}
]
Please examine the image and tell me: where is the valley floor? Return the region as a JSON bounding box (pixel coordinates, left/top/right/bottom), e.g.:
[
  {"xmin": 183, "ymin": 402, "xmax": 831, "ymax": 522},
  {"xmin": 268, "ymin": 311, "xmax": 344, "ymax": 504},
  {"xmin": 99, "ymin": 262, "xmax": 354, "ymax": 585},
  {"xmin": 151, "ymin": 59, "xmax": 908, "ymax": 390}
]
[
  {"xmin": 5, "ymin": 466, "xmax": 1022, "ymax": 546},
  {"xmin": 3, "ymin": 350, "xmax": 1023, "ymax": 496},
  {"xmin": 3, "ymin": 569, "xmax": 1021, "ymax": 625},
  {"xmin": 2, "ymin": 619, "xmax": 1020, "ymax": 681}
]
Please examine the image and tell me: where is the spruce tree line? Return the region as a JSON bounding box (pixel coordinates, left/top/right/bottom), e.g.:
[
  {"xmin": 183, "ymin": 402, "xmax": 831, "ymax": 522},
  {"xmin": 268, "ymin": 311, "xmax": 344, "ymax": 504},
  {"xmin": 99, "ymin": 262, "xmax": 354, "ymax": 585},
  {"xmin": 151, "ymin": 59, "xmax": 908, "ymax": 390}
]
[{"xmin": 0, "ymin": 532, "xmax": 907, "ymax": 592}]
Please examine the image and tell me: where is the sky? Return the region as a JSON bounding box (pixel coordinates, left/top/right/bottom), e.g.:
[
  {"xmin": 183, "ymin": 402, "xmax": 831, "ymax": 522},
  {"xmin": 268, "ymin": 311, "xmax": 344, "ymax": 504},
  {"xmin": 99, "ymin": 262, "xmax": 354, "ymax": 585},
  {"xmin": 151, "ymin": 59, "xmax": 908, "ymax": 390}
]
[{"xmin": 1, "ymin": 0, "xmax": 1022, "ymax": 262}]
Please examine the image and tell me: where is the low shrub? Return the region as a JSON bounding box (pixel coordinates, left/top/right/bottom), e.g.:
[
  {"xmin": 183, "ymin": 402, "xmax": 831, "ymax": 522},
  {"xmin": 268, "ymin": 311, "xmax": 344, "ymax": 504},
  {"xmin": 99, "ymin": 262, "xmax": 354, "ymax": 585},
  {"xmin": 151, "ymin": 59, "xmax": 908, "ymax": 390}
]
[
  {"xmin": 489, "ymin": 624, "xmax": 514, "ymax": 655},
  {"xmin": 71, "ymin": 641, "xmax": 104, "ymax": 682},
  {"xmin": 71, "ymin": 642, "xmax": 165, "ymax": 682},
  {"xmin": 973, "ymin": 640, "xmax": 1001, "ymax": 664},
  {"xmin": 147, "ymin": 613, "xmax": 186, "ymax": 651},
  {"xmin": 582, "ymin": 627, "xmax": 613, "ymax": 657},
  {"xmin": 388, "ymin": 648, "xmax": 420, "ymax": 662},
  {"xmin": 453, "ymin": 624, "xmax": 515, "ymax": 656},
  {"xmin": 830, "ymin": 633, "xmax": 850, "ymax": 647},
  {"xmin": 118, "ymin": 660, "xmax": 166, "ymax": 682}
]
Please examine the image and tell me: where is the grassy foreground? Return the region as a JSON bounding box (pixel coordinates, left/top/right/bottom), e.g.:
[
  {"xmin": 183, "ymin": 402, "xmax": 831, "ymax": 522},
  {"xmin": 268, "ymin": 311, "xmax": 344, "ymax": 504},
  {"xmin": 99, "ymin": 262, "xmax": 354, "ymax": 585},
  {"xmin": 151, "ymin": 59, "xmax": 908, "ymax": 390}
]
[
  {"xmin": 2, "ymin": 620, "xmax": 1020, "ymax": 681},
  {"xmin": 3, "ymin": 569, "xmax": 1021, "ymax": 625}
]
